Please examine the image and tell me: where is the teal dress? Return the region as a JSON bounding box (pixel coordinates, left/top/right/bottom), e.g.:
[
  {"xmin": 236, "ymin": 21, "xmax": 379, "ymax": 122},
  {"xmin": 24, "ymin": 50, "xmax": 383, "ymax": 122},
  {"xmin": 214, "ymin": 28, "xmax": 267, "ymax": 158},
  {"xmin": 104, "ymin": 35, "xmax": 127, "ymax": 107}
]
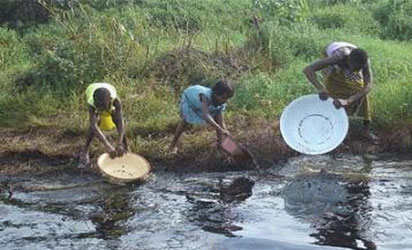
[{"xmin": 180, "ymin": 85, "xmax": 226, "ymax": 125}]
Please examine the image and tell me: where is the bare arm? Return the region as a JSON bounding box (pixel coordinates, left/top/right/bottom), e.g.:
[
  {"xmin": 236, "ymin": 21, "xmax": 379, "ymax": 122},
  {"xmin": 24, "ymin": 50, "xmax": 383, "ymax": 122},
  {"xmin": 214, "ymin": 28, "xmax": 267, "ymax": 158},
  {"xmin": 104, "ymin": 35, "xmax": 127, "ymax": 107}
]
[
  {"xmin": 112, "ymin": 99, "xmax": 125, "ymax": 145},
  {"xmin": 88, "ymin": 106, "xmax": 115, "ymax": 152},
  {"xmin": 303, "ymin": 54, "xmax": 343, "ymax": 91},
  {"xmin": 200, "ymin": 95, "xmax": 228, "ymax": 135},
  {"xmin": 347, "ymin": 61, "xmax": 373, "ymax": 104},
  {"xmin": 213, "ymin": 112, "xmax": 226, "ymax": 143},
  {"xmin": 214, "ymin": 112, "xmax": 226, "ymax": 130}
]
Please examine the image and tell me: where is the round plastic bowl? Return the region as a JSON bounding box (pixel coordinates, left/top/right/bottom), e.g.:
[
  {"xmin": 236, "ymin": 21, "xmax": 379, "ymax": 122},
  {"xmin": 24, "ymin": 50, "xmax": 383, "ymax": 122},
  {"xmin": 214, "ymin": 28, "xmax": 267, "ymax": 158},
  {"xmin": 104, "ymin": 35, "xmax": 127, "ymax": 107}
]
[
  {"xmin": 280, "ymin": 94, "xmax": 349, "ymax": 155},
  {"xmin": 97, "ymin": 152, "xmax": 151, "ymax": 184}
]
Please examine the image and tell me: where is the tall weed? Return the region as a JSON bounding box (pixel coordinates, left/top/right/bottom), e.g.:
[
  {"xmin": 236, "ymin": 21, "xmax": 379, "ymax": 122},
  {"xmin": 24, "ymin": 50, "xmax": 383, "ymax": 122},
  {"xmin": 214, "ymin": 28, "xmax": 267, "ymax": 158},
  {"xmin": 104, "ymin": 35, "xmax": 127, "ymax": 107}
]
[
  {"xmin": 373, "ymin": 0, "xmax": 412, "ymax": 41},
  {"xmin": 309, "ymin": 4, "xmax": 380, "ymax": 36}
]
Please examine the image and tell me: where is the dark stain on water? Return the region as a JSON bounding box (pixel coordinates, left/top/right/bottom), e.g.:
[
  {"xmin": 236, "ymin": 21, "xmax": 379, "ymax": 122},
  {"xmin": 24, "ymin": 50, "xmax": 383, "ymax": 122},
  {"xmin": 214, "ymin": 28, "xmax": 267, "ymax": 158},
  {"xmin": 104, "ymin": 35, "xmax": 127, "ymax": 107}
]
[
  {"xmin": 87, "ymin": 190, "xmax": 137, "ymax": 239},
  {"xmin": 1, "ymin": 154, "xmax": 412, "ymax": 249},
  {"xmin": 185, "ymin": 177, "xmax": 254, "ymax": 237}
]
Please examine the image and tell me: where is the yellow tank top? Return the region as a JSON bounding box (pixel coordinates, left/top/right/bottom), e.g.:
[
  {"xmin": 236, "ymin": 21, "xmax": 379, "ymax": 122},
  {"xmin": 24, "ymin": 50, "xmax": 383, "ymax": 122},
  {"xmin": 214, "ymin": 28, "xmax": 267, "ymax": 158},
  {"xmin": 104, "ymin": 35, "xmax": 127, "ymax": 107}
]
[{"xmin": 99, "ymin": 111, "xmax": 116, "ymax": 131}]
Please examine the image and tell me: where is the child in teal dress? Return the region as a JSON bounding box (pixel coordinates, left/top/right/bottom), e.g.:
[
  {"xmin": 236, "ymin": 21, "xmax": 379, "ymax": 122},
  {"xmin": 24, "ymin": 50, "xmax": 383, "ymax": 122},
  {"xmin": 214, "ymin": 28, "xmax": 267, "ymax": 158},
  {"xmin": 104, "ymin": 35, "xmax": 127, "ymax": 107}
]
[{"xmin": 170, "ymin": 79, "xmax": 234, "ymax": 152}]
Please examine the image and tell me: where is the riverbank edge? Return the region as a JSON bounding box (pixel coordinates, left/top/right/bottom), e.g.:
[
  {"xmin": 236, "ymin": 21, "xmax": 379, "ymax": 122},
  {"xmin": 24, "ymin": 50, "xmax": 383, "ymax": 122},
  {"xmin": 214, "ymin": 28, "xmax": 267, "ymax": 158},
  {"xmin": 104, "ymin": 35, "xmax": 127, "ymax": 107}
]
[{"xmin": 1, "ymin": 120, "xmax": 411, "ymax": 176}]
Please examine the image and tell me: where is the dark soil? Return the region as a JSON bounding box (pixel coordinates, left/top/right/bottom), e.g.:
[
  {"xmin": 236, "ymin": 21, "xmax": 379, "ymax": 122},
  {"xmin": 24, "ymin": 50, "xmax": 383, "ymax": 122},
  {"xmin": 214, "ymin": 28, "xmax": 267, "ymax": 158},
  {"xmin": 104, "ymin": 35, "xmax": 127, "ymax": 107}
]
[{"xmin": 1, "ymin": 121, "xmax": 411, "ymax": 177}]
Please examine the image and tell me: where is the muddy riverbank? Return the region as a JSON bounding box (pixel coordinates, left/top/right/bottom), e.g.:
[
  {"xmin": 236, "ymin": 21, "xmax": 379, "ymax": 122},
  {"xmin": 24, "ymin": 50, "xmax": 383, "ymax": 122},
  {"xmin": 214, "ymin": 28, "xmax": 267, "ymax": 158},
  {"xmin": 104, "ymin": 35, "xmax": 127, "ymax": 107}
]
[
  {"xmin": 1, "ymin": 120, "xmax": 411, "ymax": 177},
  {"xmin": 2, "ymin": 120, "xmax": 412, "ymax": 250}
]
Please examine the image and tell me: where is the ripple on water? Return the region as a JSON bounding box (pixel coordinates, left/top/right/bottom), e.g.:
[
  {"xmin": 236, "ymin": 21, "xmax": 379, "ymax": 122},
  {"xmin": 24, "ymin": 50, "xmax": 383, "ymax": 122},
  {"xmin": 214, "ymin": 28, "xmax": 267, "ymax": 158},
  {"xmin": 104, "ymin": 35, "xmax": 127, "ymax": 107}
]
[
  {"xmin": 0, "ymin": 203, "xmax": 97, "ymax": 249},
  {"xmin": 2, "ymin": 155, "xmax": 412, "ymax": 249},
  {"xmin": 368, "ymin": 160, "xmax": 412, "ymax": 249}
]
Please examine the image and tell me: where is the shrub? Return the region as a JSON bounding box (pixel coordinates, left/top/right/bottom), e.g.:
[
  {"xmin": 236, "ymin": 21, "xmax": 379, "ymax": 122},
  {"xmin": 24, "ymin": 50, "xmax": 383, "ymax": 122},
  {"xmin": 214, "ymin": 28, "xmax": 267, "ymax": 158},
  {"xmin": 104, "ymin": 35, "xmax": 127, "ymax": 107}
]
[
  {"xmin": 0, "ymin": 0, "xmax": 50, "ymax": 29},
  {"xmin": 373, "ymin": 0, "xmax": 412, "ymax": 41},
  {"xmin": 372, "ymin": 80, "xmax": 412, "ymax": 127},
  {"xmin": 253, "ymin": 0, "xmax": 310, "ymax": 23},
  {"xmin": 257, "ymin": 21, "xmax": 344, "ymax": 64},
  {"xmin": 310, "ymin": 4, "xmax": 381, "ymax": 36},
  {"xmin": 0, "ymin": 28, "xmax": 29, "ymax": 69}
]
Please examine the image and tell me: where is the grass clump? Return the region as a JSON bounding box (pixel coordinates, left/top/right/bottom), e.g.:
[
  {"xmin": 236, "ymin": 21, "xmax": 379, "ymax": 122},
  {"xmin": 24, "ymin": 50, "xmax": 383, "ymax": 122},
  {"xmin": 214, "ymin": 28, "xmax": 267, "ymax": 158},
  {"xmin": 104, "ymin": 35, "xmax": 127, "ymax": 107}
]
[
  {"xmin": 1, "ymin": 0, "xmax": 412, "ymax": 158},
  {"xmin": 309, "ymin": 4, "xmax": 381, "ymax": 36},
  {"xmin": 373, "ymin": 0, "xmax": 412, "ymax": 41}
]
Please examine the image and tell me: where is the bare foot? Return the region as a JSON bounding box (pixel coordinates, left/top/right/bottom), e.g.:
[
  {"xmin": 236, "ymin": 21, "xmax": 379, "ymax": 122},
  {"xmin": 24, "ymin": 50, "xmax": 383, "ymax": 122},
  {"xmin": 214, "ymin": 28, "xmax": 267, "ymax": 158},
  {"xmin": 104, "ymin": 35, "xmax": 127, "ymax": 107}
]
[
  {"xmin": 169, "ymin": 146, "xmax": 178, "ymax": 155},
  {"xmin": 78, "ymin": 151, "xmax": 90, "ymax": 169},
  {"xmin": 363, "ymin": 131, "xmax": 379, "ymax": 145}
]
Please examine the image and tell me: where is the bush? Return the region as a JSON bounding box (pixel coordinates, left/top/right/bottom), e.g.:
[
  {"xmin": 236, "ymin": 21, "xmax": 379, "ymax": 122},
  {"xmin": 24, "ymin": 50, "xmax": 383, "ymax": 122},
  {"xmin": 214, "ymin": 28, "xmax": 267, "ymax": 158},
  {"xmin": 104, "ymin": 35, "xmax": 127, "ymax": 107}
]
[
  {"xmin": 310, "ymin": 4, "xmax": 381, "ymax": 36},
  {"xmin": 14, "ymin": 37, "xmax": 112, "ymax": 93},
  {"xmin": 252, "ymin": 0, "xmax": 310, "ymax": 26},
  {"xmin": 232, "ymin": 61, "xmax": 312, "ymax": 117},
  {"xmin": 0, "ymin": 0, "xmax": 50, "ymax": 29},
  {"xmin": 372, "ymin": 80, "xmax": 412, "ymax": 127},
  {"xmin": 356, "ymin": 36, "xmax": 412, "ymax": 84},
  {"xmin": 373, "ymin": 0, "xmax": 412, "ymax": 41},
  {"xmin": 1, "ymin": 0, "xmax": 412, "ymax": 131},
  {"xmin": 138, "ymin": 0, "xmax": 210, "ymax": 34},
  {"xmin": 0, "ymin": 28, "xmax": 29, "ymax": 69},
  {"xmin": 257, "ymin": 21, "xmax": 344, "ymax": 64},
  {"xmin": 14, "ymin": 6, "xmax": 148, "ymax": 93}
]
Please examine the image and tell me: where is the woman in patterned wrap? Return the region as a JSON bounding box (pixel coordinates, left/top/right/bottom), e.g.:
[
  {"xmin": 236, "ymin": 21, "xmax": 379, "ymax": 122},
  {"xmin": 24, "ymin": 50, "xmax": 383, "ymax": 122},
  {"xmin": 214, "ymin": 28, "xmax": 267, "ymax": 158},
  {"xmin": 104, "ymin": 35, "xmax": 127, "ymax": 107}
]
[{"xmin": 303, "ymin": 41, "xmax": 378, "ymax": 142}]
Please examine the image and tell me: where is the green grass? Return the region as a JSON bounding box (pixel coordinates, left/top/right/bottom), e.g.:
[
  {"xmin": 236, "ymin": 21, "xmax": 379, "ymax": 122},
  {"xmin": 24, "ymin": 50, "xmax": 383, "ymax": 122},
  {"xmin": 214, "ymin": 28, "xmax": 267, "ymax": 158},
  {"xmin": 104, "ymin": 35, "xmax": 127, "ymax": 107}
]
[{"xmin": 1, "ymin": 0, "xmax": 412, "ymax": 154}]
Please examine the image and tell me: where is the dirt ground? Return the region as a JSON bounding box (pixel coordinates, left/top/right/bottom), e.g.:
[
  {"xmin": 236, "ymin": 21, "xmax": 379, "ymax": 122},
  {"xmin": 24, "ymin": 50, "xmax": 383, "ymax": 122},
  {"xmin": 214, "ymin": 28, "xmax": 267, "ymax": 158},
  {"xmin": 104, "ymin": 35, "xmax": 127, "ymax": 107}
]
[{"xmin": 1, "ymin": 119, "xmax": 411, "ymax": 178}]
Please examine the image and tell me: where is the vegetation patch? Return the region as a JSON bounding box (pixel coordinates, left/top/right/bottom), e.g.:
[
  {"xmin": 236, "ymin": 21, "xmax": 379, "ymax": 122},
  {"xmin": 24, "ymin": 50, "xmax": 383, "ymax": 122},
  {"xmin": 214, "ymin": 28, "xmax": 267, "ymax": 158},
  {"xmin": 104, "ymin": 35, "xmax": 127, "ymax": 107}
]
[
  {"xmin": 147, "ymin": 46, "xmax": 251, "ymax": 92},
  {"xmin": 1, "ymin": 0, "xmax": 412, "ymax": 171}
]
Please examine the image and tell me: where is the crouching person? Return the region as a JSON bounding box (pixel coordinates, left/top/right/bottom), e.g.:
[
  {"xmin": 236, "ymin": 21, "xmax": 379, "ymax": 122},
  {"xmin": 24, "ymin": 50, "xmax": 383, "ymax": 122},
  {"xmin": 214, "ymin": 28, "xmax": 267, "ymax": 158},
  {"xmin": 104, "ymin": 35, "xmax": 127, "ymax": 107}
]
[
  {"xmin": 170, "ymin": 79, "xmax": 234, "ymax": 153},
  {"xmin": 78, "ymin": 82, "xmax": 127, "ymax": 168}
]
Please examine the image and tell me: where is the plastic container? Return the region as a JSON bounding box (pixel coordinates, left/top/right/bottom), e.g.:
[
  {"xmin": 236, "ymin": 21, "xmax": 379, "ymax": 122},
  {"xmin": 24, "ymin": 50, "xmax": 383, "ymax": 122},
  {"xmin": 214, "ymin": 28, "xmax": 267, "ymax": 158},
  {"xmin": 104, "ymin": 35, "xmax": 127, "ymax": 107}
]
[
  {"xmin": 280, "ymin": 94, "xmax": 349, "ymax": 155},
  {"xmin": 97, "ymin": 152, "xmax": 151, "ymax": 184}
]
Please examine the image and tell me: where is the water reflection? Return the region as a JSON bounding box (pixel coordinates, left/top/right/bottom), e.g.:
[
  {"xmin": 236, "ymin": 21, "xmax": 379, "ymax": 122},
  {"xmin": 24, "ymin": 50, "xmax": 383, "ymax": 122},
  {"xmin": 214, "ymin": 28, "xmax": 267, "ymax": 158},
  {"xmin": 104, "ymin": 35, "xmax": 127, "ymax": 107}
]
[
  {"xmin": 186, "ymin": 177, "xmax": 254, "ymax": 237},
  {"xmin": 2, "ymin": 155, "xmax": 412, "ymax": 249},
  {"xmin": 311, "ymin": 181, "xmax": 376, "ymax": 249},
  {"xmin": 90, "ymin": 187, "xmax": 136, "ymax": 240},
  {"xmin": 282, "ymin": 170, "xmax": 376, "ymax": 249}
]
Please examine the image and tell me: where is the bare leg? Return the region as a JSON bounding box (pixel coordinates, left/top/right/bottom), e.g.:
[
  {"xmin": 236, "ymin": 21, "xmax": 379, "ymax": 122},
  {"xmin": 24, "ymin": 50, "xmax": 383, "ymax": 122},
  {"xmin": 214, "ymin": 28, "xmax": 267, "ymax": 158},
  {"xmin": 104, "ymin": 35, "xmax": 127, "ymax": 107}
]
[
  {"xmin": 122, "ymin": 136, "xmax": 128, "ymax": 150},
  {"xmin": 363, "ymin": 120, "xmax": 378, "ymax": 143},
  {"xmin": 214, "ymin": 113, "xmax": 234, "ymax": 163},
  {"xmin": 170, "ymin": 119, "xmax": 187, "ymax": 152},
  {"xmin": 79, "ymin": 128, "xmax": 94, "ymax": 168}
]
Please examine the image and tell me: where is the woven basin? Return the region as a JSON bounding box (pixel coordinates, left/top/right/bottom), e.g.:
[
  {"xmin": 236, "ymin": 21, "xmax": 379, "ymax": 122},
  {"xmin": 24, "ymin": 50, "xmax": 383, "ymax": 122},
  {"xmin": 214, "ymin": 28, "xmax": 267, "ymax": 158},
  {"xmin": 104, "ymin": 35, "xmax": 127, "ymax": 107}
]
[{"xmin": 97, "ymin": 152, "xmax": 151, "ymax": 183}]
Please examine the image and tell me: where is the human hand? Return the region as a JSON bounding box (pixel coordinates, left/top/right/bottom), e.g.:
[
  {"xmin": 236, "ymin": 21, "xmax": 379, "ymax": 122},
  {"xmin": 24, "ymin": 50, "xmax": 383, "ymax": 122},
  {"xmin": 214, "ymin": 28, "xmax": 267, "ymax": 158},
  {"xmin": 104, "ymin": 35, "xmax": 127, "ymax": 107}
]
[
  {"xmin": 318, "ymin": 90, "xmax": 329, "ymax": 101},
  {"xmin": 116, "ymin": 143, "xmax": 126, "ymax": 157},
  {"xmin": 216, "ymin": 137, "xmax": 222, "ymax": 148},
  {"xmin": 107, "ymin": 145, "xmax": 117, "ymax": 158},
  {"xmin": 226, "ymin": 156, "xmax": 235, "ymax": 165},
  {"xmin": 220, "ymin": 128, "xmax": 230, "ymax": 137},
  {"xmin": 169, "ymin": 146, "xmax": 178, "ymax": 155},
  {"xmin": 333, "ymin": 99, "xmax": 348, "ymax": 109}
]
